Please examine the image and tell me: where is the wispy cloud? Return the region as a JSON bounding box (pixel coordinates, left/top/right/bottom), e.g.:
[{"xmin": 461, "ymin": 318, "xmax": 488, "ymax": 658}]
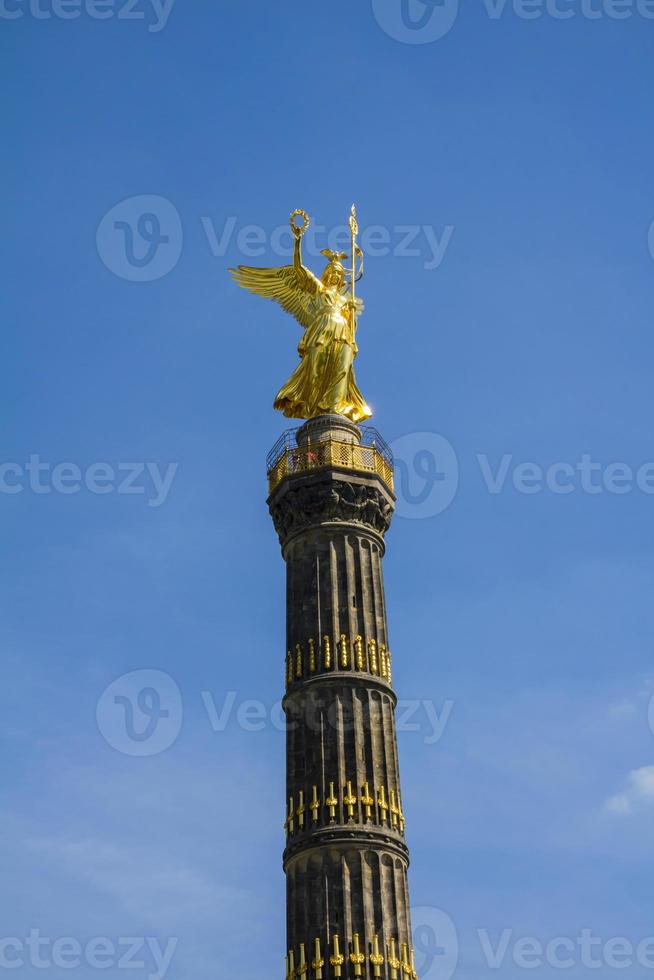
[
  {"xmin": 0, "ymin": 744, "xmax": 283, "ymax": 980},
  {"xmin": 609, "ymin": 701, "xmax": 639, "ymax": 721},
  {"xmin": 605, "ymin": 766, "xmax": 654, "ymax": 816},
  {"xmin": 29, "ymin": 834, "xmax": 251, "ymax": 929}
]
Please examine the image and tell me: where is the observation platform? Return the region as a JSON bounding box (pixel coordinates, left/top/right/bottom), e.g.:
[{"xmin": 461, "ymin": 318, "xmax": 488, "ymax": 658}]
[{"xmin": 266, "ymin": 416, "xmax": 394, "ymax": 495}]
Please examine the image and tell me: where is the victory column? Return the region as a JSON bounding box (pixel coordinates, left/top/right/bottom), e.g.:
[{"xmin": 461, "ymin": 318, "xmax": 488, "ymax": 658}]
[{"xmin": 231, "ymin": 207, "xmax": 419, "ymax": 980}]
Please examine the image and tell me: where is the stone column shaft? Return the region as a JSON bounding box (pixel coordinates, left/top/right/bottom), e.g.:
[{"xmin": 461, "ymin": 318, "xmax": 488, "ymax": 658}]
[{"xmin": 269, "ymin": 416, "xmax": 416, "ymax": 980}]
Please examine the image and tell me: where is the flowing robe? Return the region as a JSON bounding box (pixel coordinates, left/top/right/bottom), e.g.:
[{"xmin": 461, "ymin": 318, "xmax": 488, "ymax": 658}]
[{"xmin": 274, "ymin": 286, "xmax": 371, "ymax": 423}]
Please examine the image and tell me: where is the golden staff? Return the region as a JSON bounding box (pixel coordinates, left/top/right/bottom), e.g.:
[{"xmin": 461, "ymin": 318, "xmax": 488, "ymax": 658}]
[{"xmin": 349, "ymin": 204, "xmax": 362, "ymax": 329}]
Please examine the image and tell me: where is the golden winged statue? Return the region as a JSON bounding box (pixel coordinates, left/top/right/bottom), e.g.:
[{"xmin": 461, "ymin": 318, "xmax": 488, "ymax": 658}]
[{"xmin": 229, "ymin": 207, "xmax": 372, "ymax": 423}]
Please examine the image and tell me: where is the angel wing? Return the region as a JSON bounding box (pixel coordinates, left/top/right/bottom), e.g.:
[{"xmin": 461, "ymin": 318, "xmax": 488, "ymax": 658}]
[{"xmin": 229, "ymin": 262, "xmax": 322, "ymax": 330}]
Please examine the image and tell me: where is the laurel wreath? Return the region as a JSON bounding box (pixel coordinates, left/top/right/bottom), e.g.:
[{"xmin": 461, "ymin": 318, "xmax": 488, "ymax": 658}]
[{"xmin": 290, "ymin": 208, "xmax": 310, "ymax": 236}]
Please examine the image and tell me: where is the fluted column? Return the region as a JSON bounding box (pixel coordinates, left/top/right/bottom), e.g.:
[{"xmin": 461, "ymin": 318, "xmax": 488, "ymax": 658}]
[{"xmin": 269, "ymin": 416, "xmax": 417, "ymax": 980}]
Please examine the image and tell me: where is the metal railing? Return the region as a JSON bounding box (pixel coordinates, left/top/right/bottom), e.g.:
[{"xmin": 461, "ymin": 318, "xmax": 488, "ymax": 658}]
[{"xmin": 267, "ymin": 426, "xmax": 394, "ymax": 494}]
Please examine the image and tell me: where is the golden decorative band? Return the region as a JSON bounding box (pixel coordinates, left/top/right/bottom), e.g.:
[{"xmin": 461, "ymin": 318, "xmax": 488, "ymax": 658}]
[
  {"xmin": 285, "ymin": 634, "xmax": 393, "ymax": 688},
  {"xmin": 285, "ymin": 778, "xmax": 405, "ymax": 838},
  {"xmin": 286, "ymin": 936, "xmax": 417, "ymax": 980}
]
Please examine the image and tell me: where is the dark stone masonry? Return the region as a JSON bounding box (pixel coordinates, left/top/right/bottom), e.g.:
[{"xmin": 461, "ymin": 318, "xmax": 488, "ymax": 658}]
[{"xmin": 268, "ymin": 415, "xmax": 418, "ymax": 980}]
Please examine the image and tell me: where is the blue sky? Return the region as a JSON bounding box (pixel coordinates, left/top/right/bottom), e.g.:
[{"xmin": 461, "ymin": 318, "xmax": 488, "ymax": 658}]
[{"xmin": 3, "ymin": 2, "xmax": 654, "ymax": 979}]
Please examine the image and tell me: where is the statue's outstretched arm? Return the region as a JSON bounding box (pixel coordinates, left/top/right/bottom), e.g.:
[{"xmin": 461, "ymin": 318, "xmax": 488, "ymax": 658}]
[
  {"xmin": 292, "ymin": 225, "xmax": 319, "ymax": 295},
  {"xmin": 229, "ymin": 209, "xmax": 321, "ymax": 329}
]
